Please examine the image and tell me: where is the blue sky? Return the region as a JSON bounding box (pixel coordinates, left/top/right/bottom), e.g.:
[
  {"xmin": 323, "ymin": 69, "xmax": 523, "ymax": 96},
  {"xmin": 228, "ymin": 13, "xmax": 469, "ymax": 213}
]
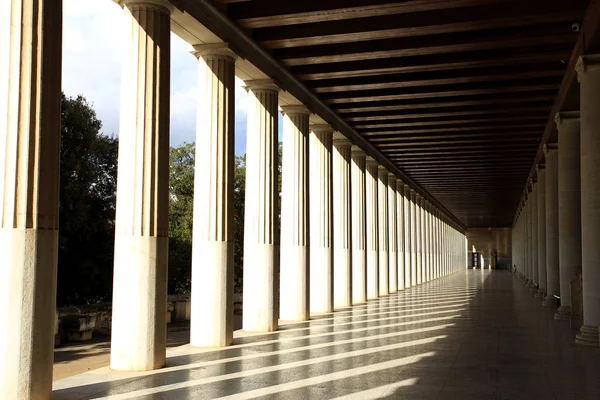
[{"xmin": 62, "ymin": 0, "xmax": 255, "ymax": 155}]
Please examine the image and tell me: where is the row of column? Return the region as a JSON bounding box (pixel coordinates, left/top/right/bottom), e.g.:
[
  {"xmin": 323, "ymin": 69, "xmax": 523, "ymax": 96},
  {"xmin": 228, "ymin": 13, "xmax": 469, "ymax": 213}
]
[
  {"xmin": 512, "ymin": 53, "xmax": 600, "ymax": 348},
  {"xmin": 0, "ymin": 1, "xmax": 465, "ymax": 398}
]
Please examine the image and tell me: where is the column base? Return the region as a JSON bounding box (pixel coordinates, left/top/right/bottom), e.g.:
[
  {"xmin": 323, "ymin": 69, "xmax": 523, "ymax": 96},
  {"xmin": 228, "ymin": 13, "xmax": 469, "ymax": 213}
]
[
  {"xmin": 534, "ymin": 289, "xmax": 545, "ymax": 299},
  {"xmin": 542, "ymin": 296, "xmax": 558, "ymax": 308},
  {"xmin": 554, "ymin": 306, "xmax": 571, "ymax": 321},
  {"xmin": 575, "ymin": 325, "xmax": 600, "ymax": 347},
  {"xmin": 529, "ymin": 285, "xmax": 538, "ymax": 293}
]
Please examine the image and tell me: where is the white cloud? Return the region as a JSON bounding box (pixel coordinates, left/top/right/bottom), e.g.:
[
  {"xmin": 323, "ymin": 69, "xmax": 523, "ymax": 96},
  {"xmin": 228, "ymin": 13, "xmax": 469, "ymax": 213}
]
[{"xmin": 62, "ymin": 0, "xmax": 249, "ymax": 153}]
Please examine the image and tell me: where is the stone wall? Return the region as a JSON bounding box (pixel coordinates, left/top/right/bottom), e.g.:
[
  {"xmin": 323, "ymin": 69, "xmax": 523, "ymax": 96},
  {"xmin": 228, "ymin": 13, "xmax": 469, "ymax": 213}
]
[{"xmin": 467, "ymin": 228, "xmax": 512, "ymax": 269}]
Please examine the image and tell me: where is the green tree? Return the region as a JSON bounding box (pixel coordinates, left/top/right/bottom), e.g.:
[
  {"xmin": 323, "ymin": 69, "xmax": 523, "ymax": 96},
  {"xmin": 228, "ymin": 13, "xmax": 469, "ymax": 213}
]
[
  {"xmin": 233, "ymin": 154, "xmax": 246, "ymax": 288},
  {"xmin": 57, "ymin": 94, "xmax": 118, "ymax": 306},
  {"xmin": 168, "ymin": 142, "xmax": 195, "ymax": 293}
]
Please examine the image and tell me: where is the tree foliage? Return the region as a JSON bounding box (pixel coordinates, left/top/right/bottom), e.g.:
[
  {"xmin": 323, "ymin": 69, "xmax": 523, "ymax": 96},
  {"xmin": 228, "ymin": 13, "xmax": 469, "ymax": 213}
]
[{"xmin": 57, "ymin": 94, "xmax": 118, "ymax": 306}]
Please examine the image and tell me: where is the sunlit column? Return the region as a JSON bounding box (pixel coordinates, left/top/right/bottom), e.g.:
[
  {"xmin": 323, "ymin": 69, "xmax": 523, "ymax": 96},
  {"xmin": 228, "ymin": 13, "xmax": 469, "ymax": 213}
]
[
  {"xmin": 410, "ymin": 190, "xmax": 417, "ymax": 285},
  {"xmin": 404, "ymin": 185, "xmax": 412, "ymax": 288},
  {"xmin": 434, "ymin": 209, "xmax": 440, "ymax": 279},
  {"xmin": 416, "ymin": 194, "xmax": 423, "ymax": 284},
  {"xmin": 544, "ymin": 144, "xmax": 560, "ymax": 307},
  {"xmin": 425, "ymin": 202, "xmax": 432, "ymax": 281},
  {"xmin": 0, "ymin": 0, "xmax": 62, "ymax": 396},
  {"xmin": 388, "ymin": 174, "xmax": 398, "ymax": 293},
  {"xmin": 351, "ymin": 147, "xmax": 367, "ymax": 303},
  {"xmin": 537, "ymin": 165, "xmax": 547, "ymax": 299},
  {"xmin": 366, "ymin": 157, "xmax": 379, "ymax": 299},
  {"xmin": 111, "ymin": 0, "xmax": 171, "ymax": 372},
  {"xmin": 310, "ymin": 125, "xmax": 334, "ymax": 312},
  {"xmin": 280, "ymin": 105, "xmax": 310, "ymax": 321},
  {"xmin": 243, "ymin": 80, "xmax": 280, "ymax": 332},
  {"xmin": 396, "ymin": 179, "xmax": 406, "ymax": 290},
  {"xmin": 576, "ymin": 55, "xmax": 600, "ymax": 345},
  {"xmin": 191, "ymin": 44, "xmax": 236, "ymax": 346},
  {"xmin": 378, "ymin": 167, "xmax": 390, "ymax": 296},
  {"xmin": 333, "ymin": 136, "xmax": 352, "ymax": 308},
  {"xmin": 555, "ymin": 111, "xmax": 582, "ymax": 321}
]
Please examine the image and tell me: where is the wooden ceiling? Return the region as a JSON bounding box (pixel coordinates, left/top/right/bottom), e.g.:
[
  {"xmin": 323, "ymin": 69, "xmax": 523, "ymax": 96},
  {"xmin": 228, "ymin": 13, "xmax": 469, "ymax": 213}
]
[{"xmin": 214, "ymin": 0, "xmax": 589, "ymax": 227}]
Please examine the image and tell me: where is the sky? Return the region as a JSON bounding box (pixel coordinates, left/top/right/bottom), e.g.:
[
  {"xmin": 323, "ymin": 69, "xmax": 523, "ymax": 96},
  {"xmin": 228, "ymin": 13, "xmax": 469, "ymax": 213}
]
[{"xmin": 62, "ymin": 0, "xmax": 252, "ymax": 155}]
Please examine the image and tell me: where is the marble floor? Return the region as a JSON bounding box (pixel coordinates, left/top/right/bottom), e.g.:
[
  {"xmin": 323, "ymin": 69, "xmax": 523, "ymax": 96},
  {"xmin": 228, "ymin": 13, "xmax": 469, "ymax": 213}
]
[{"xmin": 53, "ymin": 270, "xmax": 600, "ymax": 400}]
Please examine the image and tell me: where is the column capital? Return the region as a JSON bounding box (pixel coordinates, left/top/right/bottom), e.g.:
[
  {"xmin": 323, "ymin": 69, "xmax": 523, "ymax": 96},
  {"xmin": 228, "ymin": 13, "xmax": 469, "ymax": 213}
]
[
  {"xmin": 333, "ymin": 132, "xmax": 353, "ymax": 147},
  {"xmin": 388, "ymin": 173, "xmax": 397, "ymax": 183},
  {"xmin": 378, "ymin": 165, "xmax": 389, "ymax": 176},
  {"xmin": 120, "ymin": 0, "xmax": 174, "ymax": 13},
  {"xmin": 351, "ymin": 145, "xmax": 366, "ymax": 156},
  {"xmin": 365, "ymin": 156, "xmax": 378, "ymax": 167},
  {"xmin": 281, "ymin": 104, "xmax": 311, "ymax": 116},
  {"xmin": 310, "ymin": 124, "xmax": 334, "ymax": 134},
  {"xmin": 543, "ymin": 142, "xmax": 558, "ymax": 154},
  {"xmin": 244, "ymin": 79, "xmax": 280, "ymax": 93},
  {"xmin": 576, "ymin": 54, "xmax": 600, "ymax": 79},
  {"xmin": 192, "ymin": 43, "xmax": 237, "ymax": 60},
  {"xmin": 554, "ymin": 111, "xmax": 580, "ymax": 128}
]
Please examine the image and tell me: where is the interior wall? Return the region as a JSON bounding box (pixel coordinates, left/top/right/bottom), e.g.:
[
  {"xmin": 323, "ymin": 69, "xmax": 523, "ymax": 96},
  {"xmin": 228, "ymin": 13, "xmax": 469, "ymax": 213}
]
[{"xmin": 467, "ymin": 228, "xmax": 512, "ymax": 269}]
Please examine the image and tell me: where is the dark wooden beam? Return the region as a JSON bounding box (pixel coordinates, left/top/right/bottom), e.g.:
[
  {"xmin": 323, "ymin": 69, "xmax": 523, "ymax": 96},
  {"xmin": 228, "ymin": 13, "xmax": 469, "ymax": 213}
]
[{"xmin": 233, "ymin": 0, "xmax": 517, "ymax": 29}]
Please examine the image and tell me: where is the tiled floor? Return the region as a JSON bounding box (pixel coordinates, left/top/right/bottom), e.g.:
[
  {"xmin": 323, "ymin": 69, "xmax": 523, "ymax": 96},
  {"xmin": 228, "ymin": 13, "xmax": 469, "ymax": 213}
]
[{"xmin": 53, "ymin": 270, "xmax": 600, "ymax": 399}]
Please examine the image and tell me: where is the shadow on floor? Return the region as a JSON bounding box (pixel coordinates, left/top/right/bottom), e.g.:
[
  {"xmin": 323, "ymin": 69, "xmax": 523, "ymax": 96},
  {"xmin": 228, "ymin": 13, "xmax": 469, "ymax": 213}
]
[{"xmin": 52, "ymin": 271, "xmax": 600, "ymax": 400}]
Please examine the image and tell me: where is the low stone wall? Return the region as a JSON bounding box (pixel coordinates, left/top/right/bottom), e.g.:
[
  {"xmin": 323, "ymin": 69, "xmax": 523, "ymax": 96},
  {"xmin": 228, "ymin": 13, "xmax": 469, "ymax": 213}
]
[{"xmin": 55, "ymin": 293, "xmax": 243, "ymax": 346}]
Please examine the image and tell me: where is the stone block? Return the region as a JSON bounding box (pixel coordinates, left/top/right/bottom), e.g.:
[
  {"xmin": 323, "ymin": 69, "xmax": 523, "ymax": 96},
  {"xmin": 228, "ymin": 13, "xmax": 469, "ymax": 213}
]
[{"xmin": 67, "ymin": 330, "xmax": 93, "ymax": 342}]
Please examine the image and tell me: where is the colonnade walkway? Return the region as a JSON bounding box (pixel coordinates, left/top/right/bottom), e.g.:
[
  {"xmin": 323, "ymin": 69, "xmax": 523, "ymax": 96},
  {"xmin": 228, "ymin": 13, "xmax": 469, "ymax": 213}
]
[{"xmin": 53, "ymin": 270, "xmax": 600, "ymax": 400}]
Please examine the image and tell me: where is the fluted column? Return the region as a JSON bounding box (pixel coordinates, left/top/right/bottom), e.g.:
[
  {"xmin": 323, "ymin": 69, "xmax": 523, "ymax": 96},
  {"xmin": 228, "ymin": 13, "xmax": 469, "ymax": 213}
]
[
  {"xmin": 310, "ymin": 125, "xmax": 334, "ymax": 312},
  {"xmin": 537, "ymin": 166, "xmax": 547, "ymax": 298},
  {"xmin": 333, "ymin": 136, "xmax": 352, "ymax": 308},
  {"xmin": 378, "ymin": 167, "xmax": 390, "ymax": 296},
  {"xmin": 243, "ymin": 80, "xmax": 280, "ymax": 331},
  {"xmin": 576, "ymin": 55, "xmax": 600, "ymax": 345},
  {"xmin": 191, "ymin": 44, "xmax": 236, "ymax": 346},
  {"xmin": 280, "ymin": 105, "xmax": 310, "ymax": 321},
  {"xmin": 526, "ymin": 191, "xmax": 532, "ymax": 283},
  {"xmin": 544, "ymin": 145, "xmax": 560, "ymax": 307},
  {"xmin": 530, "ymin": 180, "xmax": 539, "ymax": 292},
  {"xmin": 410, "ymin": 190, "xmax": 417, "ymax": 285},
  {"xmin": 425, "ymin": 202, "xmax": 432, "ymax": 281},
  {"xmin": 366, "ymin": 157, "xmax": 379, "ymax": 299},
  {"xmin": 388, "ymin": 174, "xmax": 398, "ymax": 293},
  {"xmin": 351, "ymin": 147, "xmax": 367, "ymax": 303},
  {"xmin": 111, "ymin": 0, "xmax": 171, "ymax": 372},
  {"xmin": 0, "ymin": 0, "xmax": 62, "ymax": 397},
  {"xmin": 404, "ymin": 185, "xmax": 412, "ymax": 288},
  {"xmin": 396, "ymin": 180, "xmax": 406, "ymax": 290},
  {"xmin": 436, "ymin": 209, "xmax": 441, "ymax": 278},
  {"xmin": 555, "ymin": 111, "xmax": 582, "ymax": 321},
  {"xmin": 416, "ymin": 194, "xmax": 423, "ymax": 284}
]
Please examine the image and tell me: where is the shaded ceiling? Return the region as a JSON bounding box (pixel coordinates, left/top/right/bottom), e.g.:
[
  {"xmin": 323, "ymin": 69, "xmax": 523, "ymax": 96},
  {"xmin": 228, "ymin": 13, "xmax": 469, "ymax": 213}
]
[{"xmin": 214, "ymin": 0, "xmax": 589, "ymax": 227}]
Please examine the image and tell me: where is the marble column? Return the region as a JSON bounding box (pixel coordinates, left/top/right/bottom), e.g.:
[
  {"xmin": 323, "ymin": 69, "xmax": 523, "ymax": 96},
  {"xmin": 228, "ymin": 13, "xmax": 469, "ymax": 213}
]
[
  {"xmin": 0, "ymin": 0, "xmax": 62, "ymax": 396},
  {"xmin": 426, "ymin": 202, "xmax": 432, "ymax": 281},
  {"xmin": 310, "ymin": 125, "xmax": 334, "ymax": 312},
  {"xmin": 243, "ymin": 80, "xmax": 280, "ymax": 331},
  {"xmin": 404, "ymin": 185, "xmax": 413, "ymax": 288},
  {"xmin": 416, "ymin": 194, "xmax": 423, "ymax": 285},
  {"xmin": 544, "ymin": 145, "xmax": 560, "ymax": 307},
  {"xmin": 366, "ymin": 157, "xmax": 379, "ymax": 299},
  {"xmin": 333, "ymin": 136, "xmax": 352, "ymax": 308},
  {"xmin": 576, "ymin": 55, "xmax": 600, "ymax": 346},
  {"xmin": 526, "ymin": 191, "xmax": 532, "ymax": 284},
  {"xmin": 388, "ymin": 174, "xmax": 398, "ymax": 293},
  {"xmin": 422, "ymin": 201, "xmax": 429, "ymax": 282},
  {"xmin": 191, "ymin": 44, "xmax": 236, "ymax": 346},
  {"xmin": 111, "ymin": 0, "xmax": 171, "ymax": 372},
  {"xmin": 530, "ymin": 180, "xmax": 539, "ymax": 292},
  {"xmin": 537, "ymin": 166, "xmax": 547, "ymax": 299},
  {"xmin": 410, "ymin": 189, "xmax": 417, "ymax": 285},
  {"xmin": 555, "ymin": 111, "xmax": 582, "ymax": 321},
  {"xmin": 351, "ymin": 147, "xmax": 367, "ymax": 303},
  {"xmin": 396, "ymin": 180, "xmax": 406, "ymax": 290},
  {"xmin": 280, "ymin": 105, "xmax": 311, "ymax": 321},
  {"xmin": 378, "ymin": 167, "xmax": 390, "ymax": 296}
]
